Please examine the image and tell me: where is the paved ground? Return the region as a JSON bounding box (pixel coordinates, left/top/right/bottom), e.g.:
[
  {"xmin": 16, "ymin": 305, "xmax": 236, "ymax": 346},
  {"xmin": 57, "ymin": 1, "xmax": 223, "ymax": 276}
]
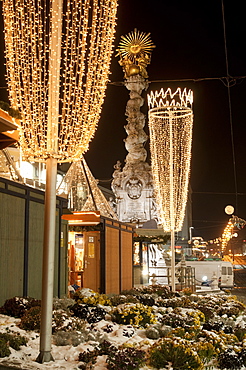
[
  {"xmin": 234, "ymin": 269, "xmax": 246, "ymax": 287},
  {"xmin": 231, "ymin": 287, "xmax": 246, "ymax": 304},
  {"xmin": 228, "ymin": 269, "xmax": 246, "ymax": 303}
]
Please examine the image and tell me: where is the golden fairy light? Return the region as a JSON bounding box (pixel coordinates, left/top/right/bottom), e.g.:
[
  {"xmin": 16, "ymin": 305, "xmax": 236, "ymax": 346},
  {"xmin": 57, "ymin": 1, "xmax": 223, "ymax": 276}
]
[
  {"xmin": 3, "ymin": 0, "xmax": 118, "ymax": 162},
  {"xmin": 2, "ymin": 0, "xmax": 118, "ymax": 363},
  {"xmin": 148, "ymin": 88, "xmax": 193, "ymax": 232},
  {"xmin": 148, "ymin": 87, "xmax": 193, "ymax": 291},
  {"xmin": 221, "ymin": 220, "xmax": 234, "ymax": 252},
  {"xmin": 58, "ymin": 157, "xmax": 118, "ymax": 219},
  {"xmin": 221, "ymin": 215, "xmax": 246, "ymax": 253}
]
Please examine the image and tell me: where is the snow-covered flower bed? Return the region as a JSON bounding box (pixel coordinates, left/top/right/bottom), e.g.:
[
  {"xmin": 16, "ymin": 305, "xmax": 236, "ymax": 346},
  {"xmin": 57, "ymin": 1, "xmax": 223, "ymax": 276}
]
[{"xmin": 0, "ymin": 286, "xmax": 246, "ymax": 369}]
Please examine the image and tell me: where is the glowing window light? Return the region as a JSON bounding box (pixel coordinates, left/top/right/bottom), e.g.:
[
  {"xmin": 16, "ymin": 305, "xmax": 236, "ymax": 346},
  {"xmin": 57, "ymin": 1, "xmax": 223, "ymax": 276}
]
[
  {"xmin": 148, "ymin": 88, "xmax": 193, "ymax": 232},
  {"xmin": 19, "ymin": 161, "xmax": 34, "ymax": 179}
]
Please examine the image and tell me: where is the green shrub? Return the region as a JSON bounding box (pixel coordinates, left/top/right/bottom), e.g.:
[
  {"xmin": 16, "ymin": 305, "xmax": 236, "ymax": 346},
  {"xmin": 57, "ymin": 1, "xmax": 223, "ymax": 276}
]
[
  {"xmin": 157, "ymin": 296, "xmax": 192, "ymax": 308},
  {"xmin": 111, "ymin": 303, "xmax": 156, "ymax": 327},
  {"xmin": 107, "ymin": 346, "xmax": 145, "ymax": 370},
  {"xmin": 53, "ymin": 297, "xmax": 75, "ymax": 312},
  {"xmin": 0, "ymin": 296, "xmax": 41, "ymax": 318},
  {"xmin": 78, "ymin": 340, "xmax": 117, "ymax": 368},
  {"xmin": 216, "ymin": 300, "xmax": 245, "ymax": 317},
  {"xmin": 53, "ymin": 330, "xmax": 85, "ymax": 346},
  {"xmin": 160, "ymin": 308, "xmax": 205, "ymax": 332},
  {"xmin": 196, "ymin": 330, "xmax": 238, "ymax": 355},
  {"xmin": 9, "ymin": 335, "xmax": 27, "ymax": 350},
  {"xmin": 19, "ymin": 306, "xmax": 41, "ymax": 331},
  {"xmin": 217, "ymin": 348, "xmax": 243, "ymax": 369},
  {"xmin": 52, "ymin": 309, "xmax": 84, "ymax": 333},
  {"xmin": 74, "ymin": 291, "xmax": 111, "ymax": 306},
  {"xmin": 121, "ymin": 285, "xmax": 173, "ymax": 298},
  {"xmin": 0, "ymin": 339, "xmax": 11, "ymax": 358},
  {"xmin": 0, "ymin": 333, "xmax": 27, "ymax": 358},
  {"xmin": 194, "ymin": 341, "xmax": 216, "ymax": 365},
  {"xmin": 0, "ymin": 333, "xmax": 27, "ymax": 350},
  {"xmin": 109, "ymin": 294, "xmax": 139, "ymax": 306},
  {"xmin": 233, "ymin": 325, "xmax": 246, "ymax": 341},
  {"xmin": 148, "ymin": 337, "xmax": 202, "ymax": 370},
  {"xmin": 168, "ymin": 327, "xmax": 198, "ymax": 340}
]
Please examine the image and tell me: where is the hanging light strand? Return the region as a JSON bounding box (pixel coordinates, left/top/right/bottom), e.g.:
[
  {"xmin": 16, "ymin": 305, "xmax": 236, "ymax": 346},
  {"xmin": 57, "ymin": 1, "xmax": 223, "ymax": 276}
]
[
  {"xmin": 2, "ymin": 0, "xmax": 118, "ymax": 163},
  {"xmin": 148, "ymin": 88, "xmax": 193, "ymax": 232}
]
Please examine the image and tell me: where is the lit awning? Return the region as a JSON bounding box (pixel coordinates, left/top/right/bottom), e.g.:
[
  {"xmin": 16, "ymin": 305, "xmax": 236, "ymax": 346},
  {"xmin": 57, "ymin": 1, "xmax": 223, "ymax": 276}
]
[
  {"xmin": 62, "ymin": 211, "xmax": 101, "ymax": 226},
  {"xmin": 0, "ymin": 109, "xmax": 19, "ymax": 149},
  {"xmin": 0, "ymin": 130, "xmax": 19, "ymax": 150}
]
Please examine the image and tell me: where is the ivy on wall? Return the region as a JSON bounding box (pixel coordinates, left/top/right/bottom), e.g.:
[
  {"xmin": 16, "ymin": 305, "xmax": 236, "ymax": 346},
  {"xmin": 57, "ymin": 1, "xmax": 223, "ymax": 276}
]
[
  {"xmin": 0, "ymin": 101, "xmax": 21, "ymax": 119},
  {"xmin": 69, "ymin": 224, "xmax": 103, "ymax": 233}
]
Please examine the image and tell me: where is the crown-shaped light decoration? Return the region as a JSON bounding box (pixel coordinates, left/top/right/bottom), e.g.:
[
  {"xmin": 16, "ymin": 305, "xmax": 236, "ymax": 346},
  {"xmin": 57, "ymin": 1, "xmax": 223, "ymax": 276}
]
[
  {"xmin": 148, "ymin": 87, "xmax": 193, "ymax": 109},
  {"xmin": 148, "ymin": 88, "xmax": 193, "ymax": 233}
]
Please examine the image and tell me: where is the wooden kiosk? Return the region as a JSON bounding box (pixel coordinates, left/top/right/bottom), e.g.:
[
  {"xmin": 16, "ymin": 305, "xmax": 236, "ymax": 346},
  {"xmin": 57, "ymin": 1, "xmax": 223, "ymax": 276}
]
[{"xmin": 62, "ymin": 211, "xmax": 135, "ymax": 294}]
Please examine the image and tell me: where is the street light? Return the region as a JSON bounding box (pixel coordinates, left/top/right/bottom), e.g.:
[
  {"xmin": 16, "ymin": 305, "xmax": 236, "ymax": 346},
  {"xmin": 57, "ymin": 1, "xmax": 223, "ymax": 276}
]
[
  {"xmin": 2, "ymin": 0, "xmax": 118, "ymax": 362},
  {"xmin": 189, "ymin": 226, "xmax": 194, "ymax": 243}
]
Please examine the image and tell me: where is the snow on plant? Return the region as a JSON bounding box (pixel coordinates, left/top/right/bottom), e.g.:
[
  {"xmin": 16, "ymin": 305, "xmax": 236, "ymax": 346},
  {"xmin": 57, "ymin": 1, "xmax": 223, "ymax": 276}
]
[
  {"xmin": 106, "ymin": 345, "xmax": 146, "ymax": 370},
  {"xmin": 1, "ymin": 290, "xmax": 246, "ymax": 369},
  {"xmin": 156, "ymin": 295, "xmax": 193, "ymax": 308},
  {"xmin": 78, "ymin": 292, "xmax": 111, "ymax": 307},
  {"xmin": 111, "ymin": 303, "xmax": 157, "ymax": 327},
  {"xmin": 121, "ymin": 285, "xmax": 173, "ymax": 298},
  {"xmin": 158, "ymin": 307, "xmax": 205, "ymax": 331},
  {"xmin": 147, "ymin": 336, "xmax": 203, "ymax": 369}
]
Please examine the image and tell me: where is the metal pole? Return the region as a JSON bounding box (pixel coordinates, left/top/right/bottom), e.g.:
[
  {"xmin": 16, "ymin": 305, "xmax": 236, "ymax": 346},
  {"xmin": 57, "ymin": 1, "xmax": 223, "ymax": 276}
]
[
  {"xmin": 37, "ymin": 0, "xmax": 62, "ymax": 362},
  {"xmin": 36, "ymin": 157, "xmax": 57, "ymax": 363},
  {"xmin": 171, "ymin": 229, "xmax": 175, "ymax": 291},
  {"xmin": 169, "ymin": 113, "xmax": 175, "ymax": 292}
]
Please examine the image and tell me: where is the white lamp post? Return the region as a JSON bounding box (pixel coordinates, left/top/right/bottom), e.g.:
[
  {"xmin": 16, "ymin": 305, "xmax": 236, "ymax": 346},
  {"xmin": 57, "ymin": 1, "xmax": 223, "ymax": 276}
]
[{"xmin": 2, "ymin": 0, "xmax": 118, "ymax": 362}]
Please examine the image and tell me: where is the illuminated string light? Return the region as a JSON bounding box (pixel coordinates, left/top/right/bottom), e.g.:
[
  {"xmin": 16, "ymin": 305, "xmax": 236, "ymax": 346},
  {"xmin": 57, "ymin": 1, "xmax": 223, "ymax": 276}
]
[
  {"xmin": 221, "ymin": 215, "xmax": 246, "ymax": 253},
  {"xmin": 2, "ymin": 0, "xmax": 118, "ymax": 362},
  {"xmin": 2, "ymin": 0, "xmax": 118, "ymax": 162},
  {"xmin": 148, "ymin": 87, "xmax": 193, "ymax": 109},
  {"xmin": 148, "ymin": 88, "xmax": 193, "ymax": 232},
  {"xmin": 221, "ymin": 220, "xmax": 234, "ymax": 252},
  {"xmin": 58, "ymin": 158, "xmax": 118, "ymax": 219}
]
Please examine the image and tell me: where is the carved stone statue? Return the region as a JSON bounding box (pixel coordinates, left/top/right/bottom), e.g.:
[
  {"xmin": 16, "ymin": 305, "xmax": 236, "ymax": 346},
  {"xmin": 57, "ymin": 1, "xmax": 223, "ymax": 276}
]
[
  {"xmin": 111, "ymin": 30, "xmax": 157, "ymax": 226},
  {"xmin": 116, "ymin": 29, "xmax": 155, "ymax": 79}
]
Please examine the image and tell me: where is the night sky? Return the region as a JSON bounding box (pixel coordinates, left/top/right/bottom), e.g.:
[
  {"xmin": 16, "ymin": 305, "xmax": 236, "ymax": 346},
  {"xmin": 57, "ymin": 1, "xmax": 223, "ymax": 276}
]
[{"xmin": 0, "ymin": 1, "xmax": 246, "ymax": 242}]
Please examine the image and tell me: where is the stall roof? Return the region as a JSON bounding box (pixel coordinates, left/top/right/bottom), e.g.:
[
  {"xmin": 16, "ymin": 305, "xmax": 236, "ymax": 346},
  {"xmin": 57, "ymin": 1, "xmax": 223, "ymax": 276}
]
[
  {"xmin": 0, "ymin": 109, "xmax": 19, "ymax": 149},
  {"xmin": 62, "ymin": 211, "xmax": 101, "ymax": 226},
  {"xmin": 0, "ymin": 109, "xmax": 18, "ymax": 132}
]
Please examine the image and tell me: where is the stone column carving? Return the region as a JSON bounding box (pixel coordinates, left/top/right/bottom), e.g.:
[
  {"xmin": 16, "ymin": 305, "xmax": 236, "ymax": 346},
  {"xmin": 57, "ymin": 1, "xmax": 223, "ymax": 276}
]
[{"xmin": 111, "ymin": 29, "xmax": 157, "ymax": 225}]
